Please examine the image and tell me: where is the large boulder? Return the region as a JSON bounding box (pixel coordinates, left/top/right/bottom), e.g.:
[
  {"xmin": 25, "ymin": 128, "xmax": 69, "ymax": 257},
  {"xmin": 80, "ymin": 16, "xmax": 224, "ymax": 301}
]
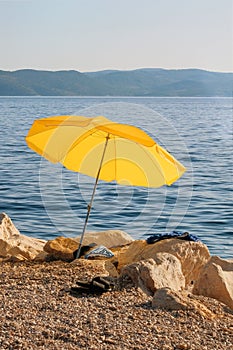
[
  {"xmin": 120, "ymin": 254, "xmax": 185, "ymax": 296},
  {"xmin": 44, "ymin": 236, "xmax": 78, "ymax": 261},
  {"xmin": 193, "ymin": 256, "xmax": 233, "ymax": 310},
  {"xmin": 117, "ymin": 239, "xmax": 210, "ymax": 287},
  {"xmin": 0, "ymin": 213, "xmax": 46, "ymax": 260},
  {"xmin": 74, "ymin": 230, "xmax": 134, "ymax": 248}
]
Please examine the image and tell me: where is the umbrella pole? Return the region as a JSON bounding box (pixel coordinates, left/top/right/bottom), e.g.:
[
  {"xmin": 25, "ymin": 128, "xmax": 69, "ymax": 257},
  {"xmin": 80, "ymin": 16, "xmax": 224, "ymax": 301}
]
[{"xmin": 75, "ymin": 134, "xmax": 110, "ymax": 259}]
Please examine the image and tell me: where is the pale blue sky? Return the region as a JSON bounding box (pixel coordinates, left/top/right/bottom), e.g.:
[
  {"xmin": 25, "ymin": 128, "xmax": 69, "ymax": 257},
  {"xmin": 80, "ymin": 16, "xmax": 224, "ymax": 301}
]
[{"xmin": 0, "ymin": 0, "xmax": 232, "ymax": 72}]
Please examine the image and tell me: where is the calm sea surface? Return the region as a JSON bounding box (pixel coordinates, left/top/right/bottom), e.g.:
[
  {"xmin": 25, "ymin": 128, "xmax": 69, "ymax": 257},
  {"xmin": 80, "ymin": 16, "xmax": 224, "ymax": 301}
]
[{"xmin": 0, "ymin": 97, "xmax": 232, "ymax": 258}]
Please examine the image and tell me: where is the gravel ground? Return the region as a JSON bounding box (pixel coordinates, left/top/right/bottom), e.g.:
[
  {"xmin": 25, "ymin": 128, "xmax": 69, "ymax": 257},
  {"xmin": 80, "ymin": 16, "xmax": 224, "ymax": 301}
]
[{"xmin": 0, "ymin": 260, "xmax": 232, "ymax": 350}]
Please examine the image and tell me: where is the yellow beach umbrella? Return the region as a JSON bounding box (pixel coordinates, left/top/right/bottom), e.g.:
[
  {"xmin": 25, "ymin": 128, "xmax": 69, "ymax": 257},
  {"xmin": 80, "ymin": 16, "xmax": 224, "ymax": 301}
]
[{"xmin": 26, "ymin": 115, "xmax": 186, "ymax": 257}]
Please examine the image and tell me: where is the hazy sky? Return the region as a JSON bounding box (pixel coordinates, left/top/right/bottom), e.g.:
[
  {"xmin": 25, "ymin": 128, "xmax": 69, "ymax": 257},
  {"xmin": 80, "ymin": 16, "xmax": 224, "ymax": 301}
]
[{"xmin": 0, "ymin": 0, "xmax": 232, "ymax": 72}]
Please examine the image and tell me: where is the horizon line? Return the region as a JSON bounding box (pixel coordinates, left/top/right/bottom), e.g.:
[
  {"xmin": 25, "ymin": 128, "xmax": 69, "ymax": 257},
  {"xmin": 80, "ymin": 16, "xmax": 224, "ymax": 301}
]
[{"xmin": 0, "ymin": 67, "xmax": 232, "ymax": 74}]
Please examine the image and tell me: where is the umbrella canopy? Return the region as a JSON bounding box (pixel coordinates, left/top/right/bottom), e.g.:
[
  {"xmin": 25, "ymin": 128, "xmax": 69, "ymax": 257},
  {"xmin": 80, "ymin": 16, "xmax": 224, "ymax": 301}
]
[
  {"xmin": 26, "ymin": 115, "xmax": 186, "ymax": 257},
  {"xmin": 26, "ymin": 115, "xmax": 185, "ymax": 187}
]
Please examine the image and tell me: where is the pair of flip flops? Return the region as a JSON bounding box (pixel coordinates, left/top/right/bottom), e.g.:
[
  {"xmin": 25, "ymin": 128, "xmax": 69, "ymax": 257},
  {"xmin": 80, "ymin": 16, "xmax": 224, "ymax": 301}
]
[{"xmin": 70, "ymin": 276, "xmax": 114, "ymax": 295}]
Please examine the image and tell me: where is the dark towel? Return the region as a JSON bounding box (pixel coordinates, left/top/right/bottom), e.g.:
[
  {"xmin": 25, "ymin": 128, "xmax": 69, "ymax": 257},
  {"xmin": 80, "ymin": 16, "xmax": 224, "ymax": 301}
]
[{"xmin": 146, "ymin": 231, "xmax": 199, "ymax": 244}]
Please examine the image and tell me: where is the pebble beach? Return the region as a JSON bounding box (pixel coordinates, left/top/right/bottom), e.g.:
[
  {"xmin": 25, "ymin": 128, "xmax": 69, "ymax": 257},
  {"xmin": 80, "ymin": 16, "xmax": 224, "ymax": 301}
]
[{"xmin": 0, "ymin": 260, "xmax": 232, "ymax": 350}]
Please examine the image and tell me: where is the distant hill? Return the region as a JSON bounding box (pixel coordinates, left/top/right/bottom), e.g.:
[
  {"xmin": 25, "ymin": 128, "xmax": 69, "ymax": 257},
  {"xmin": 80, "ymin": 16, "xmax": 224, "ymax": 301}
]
[{"xmin": 0, "ymin": 68, "xmax": 232, "ymax": 96}]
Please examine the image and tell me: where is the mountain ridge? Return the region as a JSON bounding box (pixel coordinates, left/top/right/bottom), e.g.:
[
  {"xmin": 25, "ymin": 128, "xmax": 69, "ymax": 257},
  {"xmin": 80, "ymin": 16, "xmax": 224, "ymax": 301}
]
[{"xmin": 0, "ymin": 68, "xmax": 232, "ymax": 96}]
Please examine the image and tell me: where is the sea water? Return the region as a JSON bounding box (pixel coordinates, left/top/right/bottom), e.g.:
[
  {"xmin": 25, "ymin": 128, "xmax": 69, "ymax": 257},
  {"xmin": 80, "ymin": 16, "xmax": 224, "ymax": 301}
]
[{"xmin": 0, "ymin": 96, "xmax": 232, "ymax": 258}]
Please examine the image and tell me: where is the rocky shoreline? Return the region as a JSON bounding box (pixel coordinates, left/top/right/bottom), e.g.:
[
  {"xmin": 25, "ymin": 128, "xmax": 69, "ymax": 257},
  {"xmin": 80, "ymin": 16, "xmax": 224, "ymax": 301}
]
[{"xmin": 0, "ymin": 213, "xmax": 233, "ymax": 349}]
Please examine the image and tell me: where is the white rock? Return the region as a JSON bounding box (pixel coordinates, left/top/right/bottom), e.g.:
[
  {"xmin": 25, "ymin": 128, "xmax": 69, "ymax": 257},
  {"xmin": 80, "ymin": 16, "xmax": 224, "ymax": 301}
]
[
  {"xmin": 193, "ymin": 256, "xmax": 233, "ymax": 310},
  {"xmin": 74, "ymin": 229, "xmax": 134, "ymax": 248},
  {"xmin": 120, "ymin": 253, "xmax": 185, "ymax": 296},
  {"xmin": 117, "ymin": 239, "xmax": 210, "ymax": 287},
  {"xmin": 0, "ymin": 213, "xmax": 46, "ymax": 260}
]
